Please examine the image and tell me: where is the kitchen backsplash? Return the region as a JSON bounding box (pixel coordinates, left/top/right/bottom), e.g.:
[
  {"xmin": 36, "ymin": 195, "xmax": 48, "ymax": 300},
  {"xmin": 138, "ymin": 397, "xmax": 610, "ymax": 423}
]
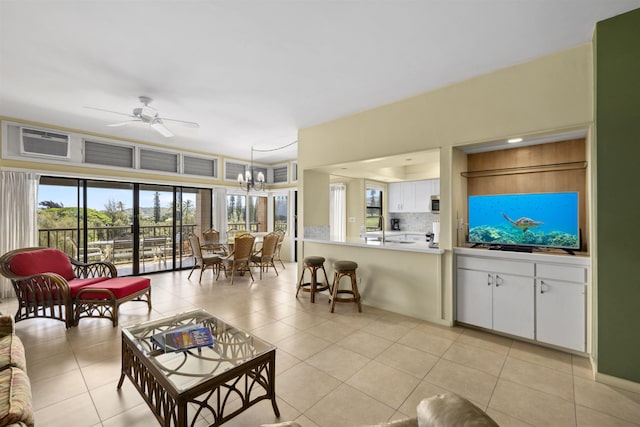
[{"xmin": 389, "ymin": 212, "xmax": 440, "ymax": 233}]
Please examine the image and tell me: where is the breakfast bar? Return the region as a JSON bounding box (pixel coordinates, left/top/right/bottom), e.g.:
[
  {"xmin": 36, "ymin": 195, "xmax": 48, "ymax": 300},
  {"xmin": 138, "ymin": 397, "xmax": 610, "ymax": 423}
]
[{"xmin": 299, "ymin": 237, "xmax": 448, "ymax": 324}]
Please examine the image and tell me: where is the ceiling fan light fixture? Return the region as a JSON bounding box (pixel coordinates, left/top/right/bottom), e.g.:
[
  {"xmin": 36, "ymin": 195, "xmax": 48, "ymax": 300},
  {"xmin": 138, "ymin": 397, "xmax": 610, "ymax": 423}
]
[{"xmin": 150, "ymin": 119, "xmax": 173, "ymax": 137}]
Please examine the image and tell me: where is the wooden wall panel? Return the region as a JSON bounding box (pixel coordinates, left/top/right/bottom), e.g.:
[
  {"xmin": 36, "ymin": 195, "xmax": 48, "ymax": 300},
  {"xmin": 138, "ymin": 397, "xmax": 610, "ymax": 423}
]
[{"xmin": 466, "ymin": 139, "xmax": 587, "ymax": 251}]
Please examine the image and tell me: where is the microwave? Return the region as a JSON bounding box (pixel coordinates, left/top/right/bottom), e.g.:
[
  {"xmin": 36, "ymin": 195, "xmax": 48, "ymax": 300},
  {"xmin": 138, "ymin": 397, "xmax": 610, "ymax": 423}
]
[{"xmin": 430, "ymin": 195, "xmax": 440, "ymax": 213}]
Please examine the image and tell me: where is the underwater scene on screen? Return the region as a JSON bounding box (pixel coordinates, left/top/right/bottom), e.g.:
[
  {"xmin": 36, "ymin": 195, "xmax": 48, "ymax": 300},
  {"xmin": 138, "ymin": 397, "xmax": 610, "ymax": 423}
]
[{"xmin": 468, "ymin": 192, "xmax": 579, "ymax": 249}]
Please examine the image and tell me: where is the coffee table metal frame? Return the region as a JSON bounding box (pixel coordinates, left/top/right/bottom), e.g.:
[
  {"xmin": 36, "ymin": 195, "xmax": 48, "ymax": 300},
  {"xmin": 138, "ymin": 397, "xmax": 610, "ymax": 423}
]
[{"xmin": 118, "ymin": 309, "xmax": 280, "ymax": 426}]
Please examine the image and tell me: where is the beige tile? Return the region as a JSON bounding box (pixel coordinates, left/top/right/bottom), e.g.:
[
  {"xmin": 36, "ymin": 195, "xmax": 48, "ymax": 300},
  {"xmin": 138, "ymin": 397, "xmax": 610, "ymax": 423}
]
[
  {"xmin": 574, "ymin": 376, "xmax": 640, "ymax": 424},
  {"xmin": 101, "ymin": 402, "xmax": 168, "ymax": 427},
  {"xmin": 305, "ymin": 344, "xmax": 370, "ymax": 381},
  {"xmin": 31, "ymin": 369, "xmax": 88, "ymax": 411},
  {"xmin": 346, "ymin": 359, "xmax": 421, "ymax": 408},
  {"xmin": 251, "ymin": 321, "xmax": 299, "ymax": 344},
  {"xmin": 576, "ymin": 404, "xmax": 640, "ymax": 427},
  {"xmin": 276, "ymin": 331, "xmax": 332, "ymax": 360},
  {"xmin": 275, "ymin": 349, "xmax": 303, "ymax": 375},
  {"xmin": 485, "ymin": 408, "xmax": 534, "ymax": 426},
  {"xmin": 292, "ymin": 414, "xmax": 321, "ymax": 427},
  {"xmin": 280, "ymin": 312, "xmax": 329, "ymax": 330},
  {"xmin": 89, "ymin": 379, "xmax": 148, "ymax": 421},
  {"xmin": 276, "ymin": 362, "xmax": 341, "ymax": 412},
  {"xmin": 305, "ymin": 318, "xmax": 360, "ymax": 342},
  {"xmin": 500, "ymin": 356, "xmax": 574, "ymax": 401},
  {"xmin": 375, "ymin": 342, "xmax": 439, "ymax": 379},
  {"xmin": 489, "ymin": 379, "xmax": 576, "ymax": 426},
  {"xmin": 80, "ymin": 357, "xmax": 123, "ymax": 391},
  {"xmin": 456, "ymin": 328, "xmax": 513, "ymax": 356},
  {"xmin": 337, "ymin": 330, "xmax": 394, "ymax": 358},
  {"xmin": 508, "ymin": 340, "xmax": 573, "ymax": 374},
  {"xmin": 33, "ymin": 392, "xmax": 101, "ymax": 427},
  {"xmin": 27, "ymin": 349, "xmax": 80, "ymax": 382},
  {"xmin": 222, "ymin": 396, "xmax": 300, "ymax": 427},
  {"xmin": 305, "ymin": 383, "xmax": 396, "ymax": 427},
  {"xmin": 413, "ymin": 321, "xmax": 465, "ymax": 341},
  {"xmin": 442, "ymin": 341, "xmax": 506, "ymax": 377},
  {"xmin": 227, "ymin": 311, "xmax": 277, "ymax": 331},
  {"xmin": 572, "ymin": 354, "xmax": 594, "ymax": 379},
  {"xmin": 425, "ymin": 359, "xmax": 498, "ymax": 407},
  {"xmin": 361, "ymin": 317, "xmax": 413, "ymax": 341},
  {"xmin": 397, "ymin": 328, "xmax": 454, "ymax": 357}
]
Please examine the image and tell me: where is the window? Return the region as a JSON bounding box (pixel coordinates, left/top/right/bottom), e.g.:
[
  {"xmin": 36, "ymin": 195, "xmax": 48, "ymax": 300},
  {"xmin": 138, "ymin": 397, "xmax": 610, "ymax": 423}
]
[
  {"xmin": 366, "ymin": 188, "xmax": 383, "ymax": 231},
  {"xmin": 274, "ymin": 194, "xmax": 288, "ymax": 233},
  {"xmin": 330, "ymin": 183, "xmax": 346, "ymax": 241},
  {"xmin": 226, "ymin": 194, "xmax": 247, "ymax": 232}
]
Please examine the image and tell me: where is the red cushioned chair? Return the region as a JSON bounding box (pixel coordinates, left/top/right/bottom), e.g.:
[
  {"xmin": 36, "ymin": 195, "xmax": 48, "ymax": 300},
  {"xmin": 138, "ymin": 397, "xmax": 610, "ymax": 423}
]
[{"xmin": 0, "ymin": 247, "xmax": 150, "ymax": 328}]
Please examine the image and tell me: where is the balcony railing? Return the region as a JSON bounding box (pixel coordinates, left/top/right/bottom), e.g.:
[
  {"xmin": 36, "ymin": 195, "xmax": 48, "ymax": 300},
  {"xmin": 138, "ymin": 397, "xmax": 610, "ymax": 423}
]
[{"xmin": 38, "ymin": 224, "xmax": 196, "ymax": 263}]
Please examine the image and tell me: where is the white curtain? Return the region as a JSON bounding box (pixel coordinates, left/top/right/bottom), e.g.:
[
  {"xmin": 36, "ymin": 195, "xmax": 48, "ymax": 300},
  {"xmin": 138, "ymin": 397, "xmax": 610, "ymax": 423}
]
[
  {"xmin": 0, "ymin": 171, "xmax": 40, "ymax": 298},
  {"xmin": 213, "ymin": 187, "xmax": 228, "ymax": 241},
  {"xmin": 329, "ymin": 183, "xmax": 346, "ymax": 241}
]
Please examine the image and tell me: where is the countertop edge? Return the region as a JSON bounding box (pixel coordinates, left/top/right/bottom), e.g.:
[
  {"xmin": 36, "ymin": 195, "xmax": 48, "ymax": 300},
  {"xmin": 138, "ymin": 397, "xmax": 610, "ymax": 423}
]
[
  {"xmin": 454, "ymin": 247, "xmax": 591, "ymax": 266},
  {"xmin": 299, "ymin": 238, "xmax": 445, "ymax": 254}
]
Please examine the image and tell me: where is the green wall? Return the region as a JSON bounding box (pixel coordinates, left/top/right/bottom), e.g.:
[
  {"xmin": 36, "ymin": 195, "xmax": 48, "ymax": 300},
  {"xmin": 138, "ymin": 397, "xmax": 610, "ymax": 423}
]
[{"xmin": 595, "ymin": 8, "xmax": 640, "ymax": 383}]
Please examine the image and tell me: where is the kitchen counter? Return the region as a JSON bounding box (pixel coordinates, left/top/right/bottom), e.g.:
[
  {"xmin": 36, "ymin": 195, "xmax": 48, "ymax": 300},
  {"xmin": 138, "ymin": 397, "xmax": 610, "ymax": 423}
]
[
  {"xmin": 300, "ymin": 236, "xmax": 444, "ymax": 254},
  {"xmin": 298, "ymin": 237, "xmax": 447, "ymax": 324}
]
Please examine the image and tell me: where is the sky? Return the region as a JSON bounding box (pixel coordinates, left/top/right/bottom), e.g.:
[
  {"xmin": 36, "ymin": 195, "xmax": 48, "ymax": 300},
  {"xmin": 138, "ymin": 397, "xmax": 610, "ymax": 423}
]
[{"xmin": 38, "ymin": 185, "xmax": 183, "ymax": 211}]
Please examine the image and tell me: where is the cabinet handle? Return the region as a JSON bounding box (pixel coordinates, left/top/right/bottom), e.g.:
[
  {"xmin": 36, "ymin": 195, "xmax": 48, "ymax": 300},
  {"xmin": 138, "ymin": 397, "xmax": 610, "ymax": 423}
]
[
  {"xmin": 495, "ymin": 274, "xmax": 502, "ymax": 287},
  {"xmin": 487, "ymin": 273, "xmax": 492, "ymax": 286},
  {"xmin": 540, "ymin": 280, "xmax": 545, "ymax": 294}
]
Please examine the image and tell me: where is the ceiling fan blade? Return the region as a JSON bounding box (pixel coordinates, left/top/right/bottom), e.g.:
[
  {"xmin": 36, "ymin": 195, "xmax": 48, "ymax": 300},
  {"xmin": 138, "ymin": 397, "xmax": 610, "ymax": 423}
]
[
  {"xmin": 84, "ymin": 106, "xmax": 135, "ymax": 118},
  {"xmin": 106, "ymin": 120, "xmax": 143, "ymax": 127},
  {"xmin": 160, "ymin": 117, "xmax": 200, "ymax": 128},
  {"xmin": 150, "ymin": 120, "xmax": 174, "ymax": 137}
]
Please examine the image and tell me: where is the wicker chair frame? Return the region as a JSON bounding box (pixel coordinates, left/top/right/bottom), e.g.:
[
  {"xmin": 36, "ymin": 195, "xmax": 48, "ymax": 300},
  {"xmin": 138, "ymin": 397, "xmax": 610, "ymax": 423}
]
[
  {"xmin": 222, "ymin": 233, "xmax": 255, "ymax": 285},
  {"xmin": 0, "ymin": 246, "xmax": 117, "ymax": 328}
]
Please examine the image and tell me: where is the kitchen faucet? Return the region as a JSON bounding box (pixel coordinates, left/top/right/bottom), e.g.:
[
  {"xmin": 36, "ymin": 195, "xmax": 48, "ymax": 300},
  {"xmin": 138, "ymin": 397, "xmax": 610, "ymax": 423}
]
[{"xmin": 380, "ymin": 215, "xmax": 385, "ymax": 242}]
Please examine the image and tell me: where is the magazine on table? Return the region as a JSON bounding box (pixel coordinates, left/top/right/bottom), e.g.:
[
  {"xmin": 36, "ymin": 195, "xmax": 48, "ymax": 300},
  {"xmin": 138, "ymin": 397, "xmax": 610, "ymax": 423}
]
[{"xmin": 151, "ymin": 323, "xmax": 215, "ymax": 352}]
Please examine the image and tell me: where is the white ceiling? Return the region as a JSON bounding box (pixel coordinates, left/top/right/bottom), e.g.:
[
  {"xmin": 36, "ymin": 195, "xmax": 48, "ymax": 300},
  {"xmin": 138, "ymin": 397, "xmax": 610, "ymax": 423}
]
[{"xmin": 1, "ymin": 1, "xmax": 639, "ymax": 164}]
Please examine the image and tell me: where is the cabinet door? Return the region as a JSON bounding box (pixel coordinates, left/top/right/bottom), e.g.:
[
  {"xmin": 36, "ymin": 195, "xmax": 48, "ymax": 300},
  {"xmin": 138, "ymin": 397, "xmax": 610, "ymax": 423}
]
[
  {"xmin": 492, "ymin": 273, "xmax": 535, "ymax": 339},
  {"xmin": 401, "ymin": 181, "xmax": 416, "ymax": 212},
  {"xmin": 456, "ymin": 269, "xmax": 493, "ymax": 329},
  {"xmin": 413, "ymin": 180, "xmax": 430, "ymax": 212},
  {"xmin": 388, "ymin": 182, "xmax": 403, "ymax": 212},
  {"xmin": 536, "ymin": 279, "xmax": 586, "ymax": 352}
]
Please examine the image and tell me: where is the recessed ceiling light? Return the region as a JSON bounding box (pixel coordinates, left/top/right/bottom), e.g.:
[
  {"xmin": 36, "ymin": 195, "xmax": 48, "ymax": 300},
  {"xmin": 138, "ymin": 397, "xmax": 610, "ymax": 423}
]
[{"xmin": 508, "ymin": 138, "xmax": 523, "ymax": 144}]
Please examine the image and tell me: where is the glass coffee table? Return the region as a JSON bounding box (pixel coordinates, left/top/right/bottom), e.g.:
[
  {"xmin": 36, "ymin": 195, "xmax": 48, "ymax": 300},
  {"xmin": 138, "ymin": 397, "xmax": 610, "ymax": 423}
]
[{"xmin": 118, "ymin": 309, "xmax": 279, "ymax": 426}]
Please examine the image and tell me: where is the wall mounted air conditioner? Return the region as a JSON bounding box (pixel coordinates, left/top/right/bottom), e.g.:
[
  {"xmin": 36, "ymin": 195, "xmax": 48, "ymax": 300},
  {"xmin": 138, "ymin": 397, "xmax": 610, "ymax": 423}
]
[{"xmin": 20, "ymin": 127, "xmax": 71, "ymax": 160}]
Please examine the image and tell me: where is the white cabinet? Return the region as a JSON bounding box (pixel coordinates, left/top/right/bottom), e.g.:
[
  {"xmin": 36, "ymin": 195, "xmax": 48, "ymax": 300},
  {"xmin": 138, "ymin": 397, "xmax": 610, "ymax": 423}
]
[
  {"xmin": 456, "ymin": 257, "xmax": 534, "ymax": 339},
  {"xmin": 414, "ymin": 180, "xmax": 431, "ymax": 212},
  {"xmin": 536, "ymin": 264, "xmax": 587, "ymax": 352},
  {"xmin": 455, "ymin": 251, "xmax": 588, "ymax": 352},
  {"xmin": 388, "ymin": 179, "xmax": 440, "ymax": 213}
]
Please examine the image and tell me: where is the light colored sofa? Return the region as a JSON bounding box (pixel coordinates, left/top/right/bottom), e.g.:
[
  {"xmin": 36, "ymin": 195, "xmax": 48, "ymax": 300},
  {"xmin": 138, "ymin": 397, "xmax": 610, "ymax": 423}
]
[
  {"xmin": 261, "ymin": 392, "xmax": 498, "ymax": 427},
  {"xmin": 0, "ymin": 316, "xmax": 33, "ymax": 427}
]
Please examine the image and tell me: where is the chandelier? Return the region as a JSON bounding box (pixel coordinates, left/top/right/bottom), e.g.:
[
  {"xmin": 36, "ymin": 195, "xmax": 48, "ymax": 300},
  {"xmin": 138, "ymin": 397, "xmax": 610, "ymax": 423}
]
[
  {"xmin": 237, "ymin": 141, "xmax": 298, "ymax": 192},
  {"xmin": 237, "ymin": 147, "xmax": 266, "ymax": 192}
]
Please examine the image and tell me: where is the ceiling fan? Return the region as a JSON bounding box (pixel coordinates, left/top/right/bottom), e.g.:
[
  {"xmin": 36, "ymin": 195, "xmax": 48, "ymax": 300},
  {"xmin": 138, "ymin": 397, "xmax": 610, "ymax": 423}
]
[{"xmin": 84, "ymin": 96, "xmax": 199, "ymax": 137}]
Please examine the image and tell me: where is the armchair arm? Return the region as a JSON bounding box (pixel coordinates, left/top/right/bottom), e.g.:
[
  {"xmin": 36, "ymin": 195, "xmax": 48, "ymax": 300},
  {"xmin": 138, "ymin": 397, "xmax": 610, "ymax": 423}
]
[{"xmin": 70, "ymin": 258, "xmax": 118, "ymax": 278}]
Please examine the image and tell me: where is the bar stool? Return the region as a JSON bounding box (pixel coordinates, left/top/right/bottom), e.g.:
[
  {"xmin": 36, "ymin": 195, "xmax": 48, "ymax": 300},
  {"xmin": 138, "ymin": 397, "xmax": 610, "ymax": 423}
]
[
  {"xmin": 329, "ymin": 260, "xmax": 362, "ymax": 313},
  {"xmin": 296, "ymin": 256, "xmax": 330, "ymax": 303}
]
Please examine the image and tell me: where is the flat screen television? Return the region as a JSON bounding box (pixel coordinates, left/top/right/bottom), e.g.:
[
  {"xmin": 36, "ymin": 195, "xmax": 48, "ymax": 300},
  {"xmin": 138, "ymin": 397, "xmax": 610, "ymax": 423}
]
[{"xmin": 468, "ymin": 192, "xmax": 580, "ymax": 251}]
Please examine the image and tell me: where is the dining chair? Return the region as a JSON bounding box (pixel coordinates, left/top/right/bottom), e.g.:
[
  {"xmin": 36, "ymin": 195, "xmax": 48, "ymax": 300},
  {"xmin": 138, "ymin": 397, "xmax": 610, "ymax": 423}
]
[
  {"xmin": 187, "ymin": 233, "xmax": 221, "ymax": 283},
  {"xmin": 273, "ymin": 229, "xmax": 286, "ymax": 269},
  {"xmin": 221, "ymin": 233, "xmax": 255, "ymax": 285},
  {"xmin": 250, "ymin": 232, "xmax": 279, "ymax": 279},
  {"xmin": 202, "ymin": 229, "xmax": 227, "ymax": 256}
]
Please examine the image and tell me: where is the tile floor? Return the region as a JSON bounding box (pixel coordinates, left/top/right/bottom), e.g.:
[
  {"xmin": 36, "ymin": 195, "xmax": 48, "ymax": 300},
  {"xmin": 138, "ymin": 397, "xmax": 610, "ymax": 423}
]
[{"xmin": 2, "ymin": 262, "xmax": 640, "ymax": 427}]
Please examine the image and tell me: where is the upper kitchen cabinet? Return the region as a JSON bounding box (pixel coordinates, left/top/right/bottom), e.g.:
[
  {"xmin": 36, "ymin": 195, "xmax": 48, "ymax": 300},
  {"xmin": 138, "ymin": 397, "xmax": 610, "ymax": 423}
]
[{"xmin": 388, "ymin": 179, "xmax": 439, "ymax": 213}]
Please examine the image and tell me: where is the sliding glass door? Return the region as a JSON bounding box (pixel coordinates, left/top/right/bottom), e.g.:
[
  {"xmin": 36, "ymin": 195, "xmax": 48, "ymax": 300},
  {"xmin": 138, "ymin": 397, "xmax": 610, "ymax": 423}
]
[{"xmin": 38, "ymin": 177, "xmax": 212, "ymax": 276}]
